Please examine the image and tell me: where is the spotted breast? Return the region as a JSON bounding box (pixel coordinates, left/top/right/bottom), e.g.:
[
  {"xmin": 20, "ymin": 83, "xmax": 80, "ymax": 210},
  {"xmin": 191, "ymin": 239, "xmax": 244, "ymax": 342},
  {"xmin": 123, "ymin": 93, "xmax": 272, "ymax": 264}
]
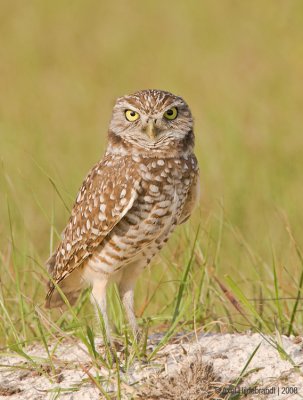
[{"xmin": 82, "ymin": 152, "xmax": 199, "ymax": 285}]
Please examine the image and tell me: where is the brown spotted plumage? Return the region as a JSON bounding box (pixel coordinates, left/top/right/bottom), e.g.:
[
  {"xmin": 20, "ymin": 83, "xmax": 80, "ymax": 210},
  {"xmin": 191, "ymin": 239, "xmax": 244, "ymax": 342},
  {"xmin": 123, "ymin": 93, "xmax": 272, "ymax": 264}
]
[{"xmin": 46, "ymin": 89, "xmax": 199, "ymax": 343}]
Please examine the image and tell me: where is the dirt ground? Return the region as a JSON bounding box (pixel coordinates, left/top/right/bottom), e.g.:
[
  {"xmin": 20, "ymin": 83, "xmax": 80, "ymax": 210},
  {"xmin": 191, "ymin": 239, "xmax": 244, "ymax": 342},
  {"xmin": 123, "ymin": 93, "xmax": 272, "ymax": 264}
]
[{"xmin": 0, "ymin": 332, "xmax": 303, "ymax": 399}]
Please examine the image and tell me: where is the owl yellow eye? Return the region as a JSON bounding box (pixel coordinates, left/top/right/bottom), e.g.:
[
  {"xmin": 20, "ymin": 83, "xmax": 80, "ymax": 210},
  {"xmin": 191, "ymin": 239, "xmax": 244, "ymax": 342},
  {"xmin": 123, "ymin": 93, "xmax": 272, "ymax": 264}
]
[
  {"xmin": 125, "ymin": 110, "xmax": 140, "ymax": 122},
  {"xmin": 164, "ymin": 107, "xmax": 178, "ymax": 120}
]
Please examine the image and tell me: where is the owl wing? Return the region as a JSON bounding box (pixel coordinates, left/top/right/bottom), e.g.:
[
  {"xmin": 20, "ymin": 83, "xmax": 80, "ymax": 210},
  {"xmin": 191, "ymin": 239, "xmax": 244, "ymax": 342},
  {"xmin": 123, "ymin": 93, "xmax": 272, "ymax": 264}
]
[
  {"xmin": 178, "ymin": 171, "xmax": 200, "ymax": 225},
  {"xmin": 45, "ymin": 154, "xmax": 141, "ymax": 307}
]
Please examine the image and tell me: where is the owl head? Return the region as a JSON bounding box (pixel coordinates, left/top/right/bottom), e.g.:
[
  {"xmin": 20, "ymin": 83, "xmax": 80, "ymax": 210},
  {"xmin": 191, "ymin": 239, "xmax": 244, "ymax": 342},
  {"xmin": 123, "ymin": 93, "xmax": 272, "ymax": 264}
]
[{"xmin": 108, "ymin": 89, "xmax": 194, "ymax": 152}]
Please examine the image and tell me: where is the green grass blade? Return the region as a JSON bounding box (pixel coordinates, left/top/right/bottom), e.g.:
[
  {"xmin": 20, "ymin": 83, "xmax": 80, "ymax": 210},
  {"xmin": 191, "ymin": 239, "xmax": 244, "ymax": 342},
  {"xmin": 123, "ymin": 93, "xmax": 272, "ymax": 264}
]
[
  {"xmin": 287, "ymin": 271, "xmax": 303, "ymax": 336},
  {"xmin": 233, "ymin": 342, "xmax": 261, "ymax": 389},
  {"xmin": 225, "ymin": 275, "xmax": 271, "ymax": 332},
  {"xmin": 271, "ymin": 246, "xmax": 283, "ymax": 330},
  {"xmin": 172, "ymin": 225, "xmax": 200, "ymax": 324}
]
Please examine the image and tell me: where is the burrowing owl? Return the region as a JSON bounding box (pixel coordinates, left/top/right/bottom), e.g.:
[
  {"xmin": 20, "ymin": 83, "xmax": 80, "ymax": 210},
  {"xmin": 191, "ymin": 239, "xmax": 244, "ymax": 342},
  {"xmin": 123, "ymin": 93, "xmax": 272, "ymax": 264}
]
[{"xmin": 46, "ymin": 89, "xmax": 199, "ymax": 343}]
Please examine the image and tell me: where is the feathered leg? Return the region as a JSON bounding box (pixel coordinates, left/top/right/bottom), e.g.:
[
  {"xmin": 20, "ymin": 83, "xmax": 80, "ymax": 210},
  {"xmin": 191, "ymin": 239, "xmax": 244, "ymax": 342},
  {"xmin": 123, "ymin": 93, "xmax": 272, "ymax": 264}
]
[
  {"xmin": 118, "ymin": 263, "xmax": 144, "ymax": 340},
  {"xmin": 91, "ymin": 277, "xmax": 112, "ymax": 345}
]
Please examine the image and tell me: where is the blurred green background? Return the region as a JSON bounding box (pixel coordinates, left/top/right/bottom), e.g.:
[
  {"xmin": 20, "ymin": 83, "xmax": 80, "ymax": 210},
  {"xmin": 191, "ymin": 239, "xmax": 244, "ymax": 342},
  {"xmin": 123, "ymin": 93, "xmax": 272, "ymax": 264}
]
[{"xmin": 1, "ymin": 1, "xmax": 303, "ymax": 337}]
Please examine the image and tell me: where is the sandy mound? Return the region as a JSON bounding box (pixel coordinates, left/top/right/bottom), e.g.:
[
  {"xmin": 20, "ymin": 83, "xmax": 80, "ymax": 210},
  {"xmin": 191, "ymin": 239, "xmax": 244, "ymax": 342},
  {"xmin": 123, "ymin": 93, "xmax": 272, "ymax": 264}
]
[{"xmin": 0, "ymin": 333, "xmax": 302, "ymax": 399}]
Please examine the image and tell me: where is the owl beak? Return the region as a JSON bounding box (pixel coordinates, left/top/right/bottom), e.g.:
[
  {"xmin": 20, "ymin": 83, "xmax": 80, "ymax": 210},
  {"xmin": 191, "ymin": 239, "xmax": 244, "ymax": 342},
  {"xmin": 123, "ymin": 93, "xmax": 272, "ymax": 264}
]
[{"xmin": 146, "ymin": 119, "xmax": 157, "ymax": 140}]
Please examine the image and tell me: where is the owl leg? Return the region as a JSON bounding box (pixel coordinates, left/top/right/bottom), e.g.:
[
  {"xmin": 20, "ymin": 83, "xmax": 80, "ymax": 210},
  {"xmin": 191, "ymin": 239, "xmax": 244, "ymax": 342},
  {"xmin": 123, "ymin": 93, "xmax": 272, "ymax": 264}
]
[
  {"xmin": 119, "ymin": 284, "xmax": 139, "ymax": 339},
  {"xmin": 91, "ymin": 278, "xmax": 112, "ymax": 345},
  {"xmin": 118, "ymin": 267, "xmax": 141, "ymax": 340}
]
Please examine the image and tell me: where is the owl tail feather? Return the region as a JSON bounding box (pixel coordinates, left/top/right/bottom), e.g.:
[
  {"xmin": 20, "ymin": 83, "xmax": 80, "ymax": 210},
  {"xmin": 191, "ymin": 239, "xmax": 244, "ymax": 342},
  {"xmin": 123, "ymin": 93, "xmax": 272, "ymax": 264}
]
[
  {"xmin": 45, "ymin": 263, "xmax": 84, "ymax": 309},
  {"xmin": 45, "ymin": 286, "xmax": 81, "ymax": 309}
]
